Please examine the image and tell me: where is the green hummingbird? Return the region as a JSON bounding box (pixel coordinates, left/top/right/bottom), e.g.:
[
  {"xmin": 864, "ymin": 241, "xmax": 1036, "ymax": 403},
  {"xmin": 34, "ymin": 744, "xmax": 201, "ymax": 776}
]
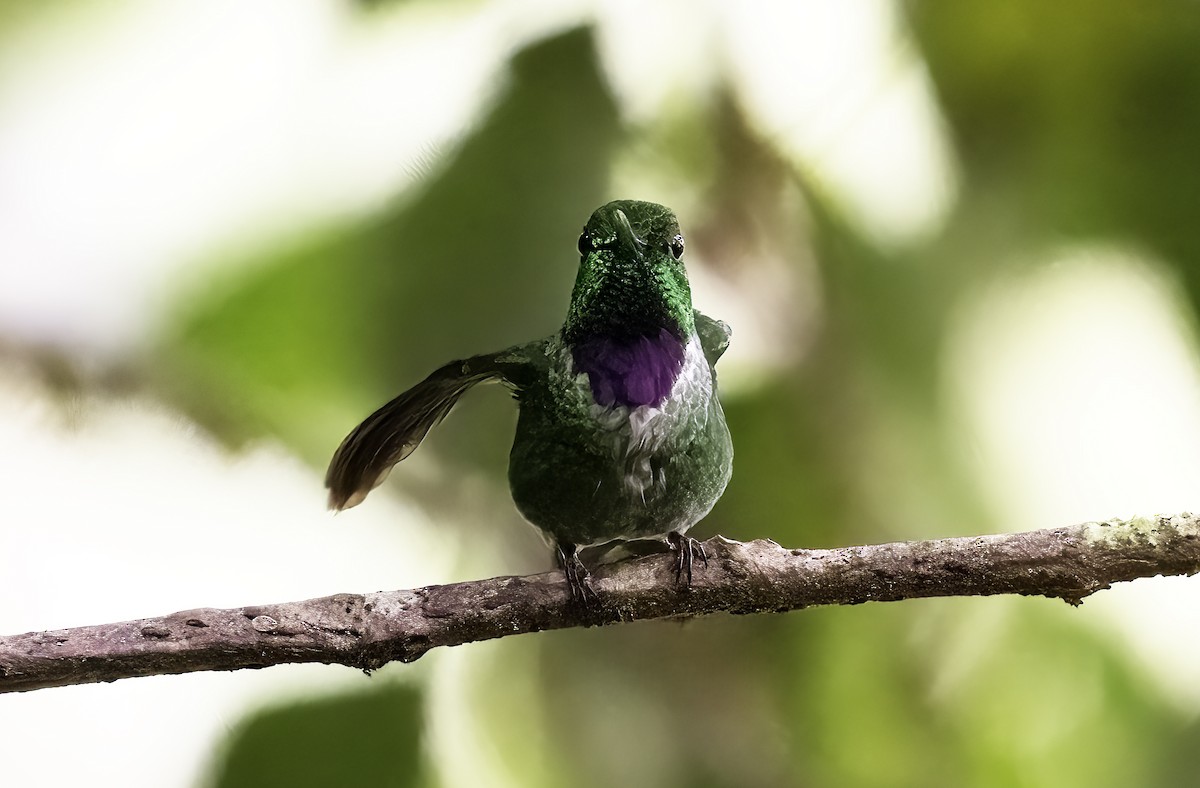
[{"xmin": 326, "ymin": 200, "xmax": 733, "ymax": 602}]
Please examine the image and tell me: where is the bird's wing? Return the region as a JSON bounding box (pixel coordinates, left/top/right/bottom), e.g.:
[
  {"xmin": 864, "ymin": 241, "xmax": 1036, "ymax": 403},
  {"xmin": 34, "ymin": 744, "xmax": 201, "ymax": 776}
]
[
  {"xmin": 694, "ymin": 310, "xmax": 732, "ymax": 370},
  {"xmin": 325, "ymin": 340, "xmax": 546, "ymax": 510}
]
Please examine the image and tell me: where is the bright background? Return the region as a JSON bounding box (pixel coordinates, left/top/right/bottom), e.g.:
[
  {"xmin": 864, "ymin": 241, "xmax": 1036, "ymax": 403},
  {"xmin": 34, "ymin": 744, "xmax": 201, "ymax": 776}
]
[{"xmin": 4, "ymin": 1, "xmax": 1200, "ymax": 786}]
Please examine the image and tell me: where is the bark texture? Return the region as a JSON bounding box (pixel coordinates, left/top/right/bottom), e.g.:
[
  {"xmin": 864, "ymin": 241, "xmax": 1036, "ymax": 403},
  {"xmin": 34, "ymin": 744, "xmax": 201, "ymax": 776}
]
[{"xmin": 3, "ymin": 513, "xmax": 1199, "ymax": 693}]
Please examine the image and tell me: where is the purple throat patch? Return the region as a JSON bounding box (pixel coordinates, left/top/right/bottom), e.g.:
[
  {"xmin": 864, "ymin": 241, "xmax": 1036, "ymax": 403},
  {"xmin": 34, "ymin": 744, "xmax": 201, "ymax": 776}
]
[{"xmin": 571, "ymin": 328, "xmax": 687, "ymax": 408}]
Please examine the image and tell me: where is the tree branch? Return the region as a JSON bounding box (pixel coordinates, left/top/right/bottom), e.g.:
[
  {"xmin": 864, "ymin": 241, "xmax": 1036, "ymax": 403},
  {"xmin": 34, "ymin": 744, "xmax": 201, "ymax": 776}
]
[{"xmin": 3, "ymin": 513, "xmax": 1199, "ymax": 693}]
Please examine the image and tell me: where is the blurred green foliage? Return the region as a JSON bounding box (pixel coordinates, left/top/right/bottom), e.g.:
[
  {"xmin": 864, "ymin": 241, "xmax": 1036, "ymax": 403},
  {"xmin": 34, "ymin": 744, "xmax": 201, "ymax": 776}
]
[
  {"xmin": 909, "ymin": 0, "xmax": 1200, "ymax": 304},
  {"xmin": 205, "ymin": 682, "xmax": 424, "ymax": 788},
  {"xmin": 152, "ymin": 5, "xmax": 1200, "ymax": 788},
  {"xmin": 167, "ymin": 28, "xmax": 619, "ymax": 471}
]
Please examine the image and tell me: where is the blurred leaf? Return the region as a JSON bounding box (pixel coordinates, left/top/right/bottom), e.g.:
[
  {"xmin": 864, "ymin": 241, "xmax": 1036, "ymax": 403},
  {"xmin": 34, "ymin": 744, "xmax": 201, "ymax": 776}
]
[
  {"xmin": 205, "ymin": 682, "xmax": 424, "ymax": 788},
  {"xmin": 162, "ymin": 26, "xmax": 621, "ymax": 472},
  {"xmin": 906, "ymin": 0, "xmax": 1200, "ymax": 309}
]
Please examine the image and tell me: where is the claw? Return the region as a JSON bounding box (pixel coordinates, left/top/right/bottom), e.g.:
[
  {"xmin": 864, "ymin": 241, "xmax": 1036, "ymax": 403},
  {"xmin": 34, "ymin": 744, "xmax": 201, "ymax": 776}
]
[
  {"xmin": 557, "ymin": 543, "xmax": 599, "ymax": 608},
  {"xmin": 667, "ymin": 532, "xmax": 708, "ymax": 586}
]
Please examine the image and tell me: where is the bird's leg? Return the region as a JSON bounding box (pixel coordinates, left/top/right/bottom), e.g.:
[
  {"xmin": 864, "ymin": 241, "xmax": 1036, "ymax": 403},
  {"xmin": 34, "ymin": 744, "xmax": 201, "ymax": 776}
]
[
  {"xmin": 556, "ymin": 542, "xmax": 598, "ymax": 607},
  {"xmin": 667, "ymin": 531, "xmax": 708, "ymax": 586}
]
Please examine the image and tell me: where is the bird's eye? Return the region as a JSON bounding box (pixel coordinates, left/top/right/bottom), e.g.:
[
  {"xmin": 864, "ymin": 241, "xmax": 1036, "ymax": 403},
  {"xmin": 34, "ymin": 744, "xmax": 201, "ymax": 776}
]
[
  {"xmin": 668, "ymin": 234, "xmax": 685, "ymax": 260},
  {"xmin": 577, "ymin": 231, "xmax": 593, "ymax": 256}
]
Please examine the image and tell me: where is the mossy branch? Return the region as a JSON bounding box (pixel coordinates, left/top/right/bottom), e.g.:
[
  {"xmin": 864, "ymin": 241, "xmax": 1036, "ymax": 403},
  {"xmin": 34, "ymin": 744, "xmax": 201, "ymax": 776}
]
[{"xmin": 3, "ymin": 513, "xmax": 1199, "ymax": 693}]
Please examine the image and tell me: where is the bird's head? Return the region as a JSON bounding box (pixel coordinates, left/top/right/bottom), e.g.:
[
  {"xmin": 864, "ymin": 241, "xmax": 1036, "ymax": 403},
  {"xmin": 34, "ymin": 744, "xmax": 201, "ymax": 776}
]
[{"xmin": 562, "ymin": 200, "xmax": 694, "ymax": 344}]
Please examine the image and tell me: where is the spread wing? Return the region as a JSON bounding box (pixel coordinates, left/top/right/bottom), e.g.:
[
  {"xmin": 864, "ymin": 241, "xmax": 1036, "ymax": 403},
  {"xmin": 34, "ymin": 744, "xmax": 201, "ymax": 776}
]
[
  {"xmin": 694, "ymin": 310, "xmax": 732, "ymax": 370},
  {"xmin": 325, "ymin": 341, "xmax": 546, "ymax": 510}
]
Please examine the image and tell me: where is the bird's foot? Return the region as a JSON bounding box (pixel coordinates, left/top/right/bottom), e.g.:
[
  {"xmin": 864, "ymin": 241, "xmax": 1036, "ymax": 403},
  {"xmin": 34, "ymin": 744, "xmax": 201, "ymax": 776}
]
[
  {"xmin": 667, "ymin": 531, "xmax": 708, "ymax": 586},
  {"xmin": 556, "ymin": 543, "xmax": 599, "ymax": 608}
]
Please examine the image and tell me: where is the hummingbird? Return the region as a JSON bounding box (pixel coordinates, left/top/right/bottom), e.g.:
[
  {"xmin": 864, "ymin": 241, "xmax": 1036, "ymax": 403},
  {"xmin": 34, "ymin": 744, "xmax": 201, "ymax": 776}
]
[{"xmin": 326, "ymin": 200, "xmax": 733, "ymax": 603}]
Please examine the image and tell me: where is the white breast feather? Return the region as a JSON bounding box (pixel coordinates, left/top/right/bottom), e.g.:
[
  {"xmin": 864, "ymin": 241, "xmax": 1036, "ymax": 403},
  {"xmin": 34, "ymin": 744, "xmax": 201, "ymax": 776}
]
[{"xmin": 564, "ymin": 335, "xmax": 711, "ymax": 500}]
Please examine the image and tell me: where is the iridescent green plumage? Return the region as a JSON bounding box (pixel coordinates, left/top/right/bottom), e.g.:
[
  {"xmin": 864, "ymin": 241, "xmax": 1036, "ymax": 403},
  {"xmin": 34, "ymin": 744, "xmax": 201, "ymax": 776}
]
[
  {"xmin": 326, "ymin": 200, "xmax": 733, "ymax": 600},
  {"xmin": 563, "ymin": 201, "xmax": 695, "ymax": 342}
]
